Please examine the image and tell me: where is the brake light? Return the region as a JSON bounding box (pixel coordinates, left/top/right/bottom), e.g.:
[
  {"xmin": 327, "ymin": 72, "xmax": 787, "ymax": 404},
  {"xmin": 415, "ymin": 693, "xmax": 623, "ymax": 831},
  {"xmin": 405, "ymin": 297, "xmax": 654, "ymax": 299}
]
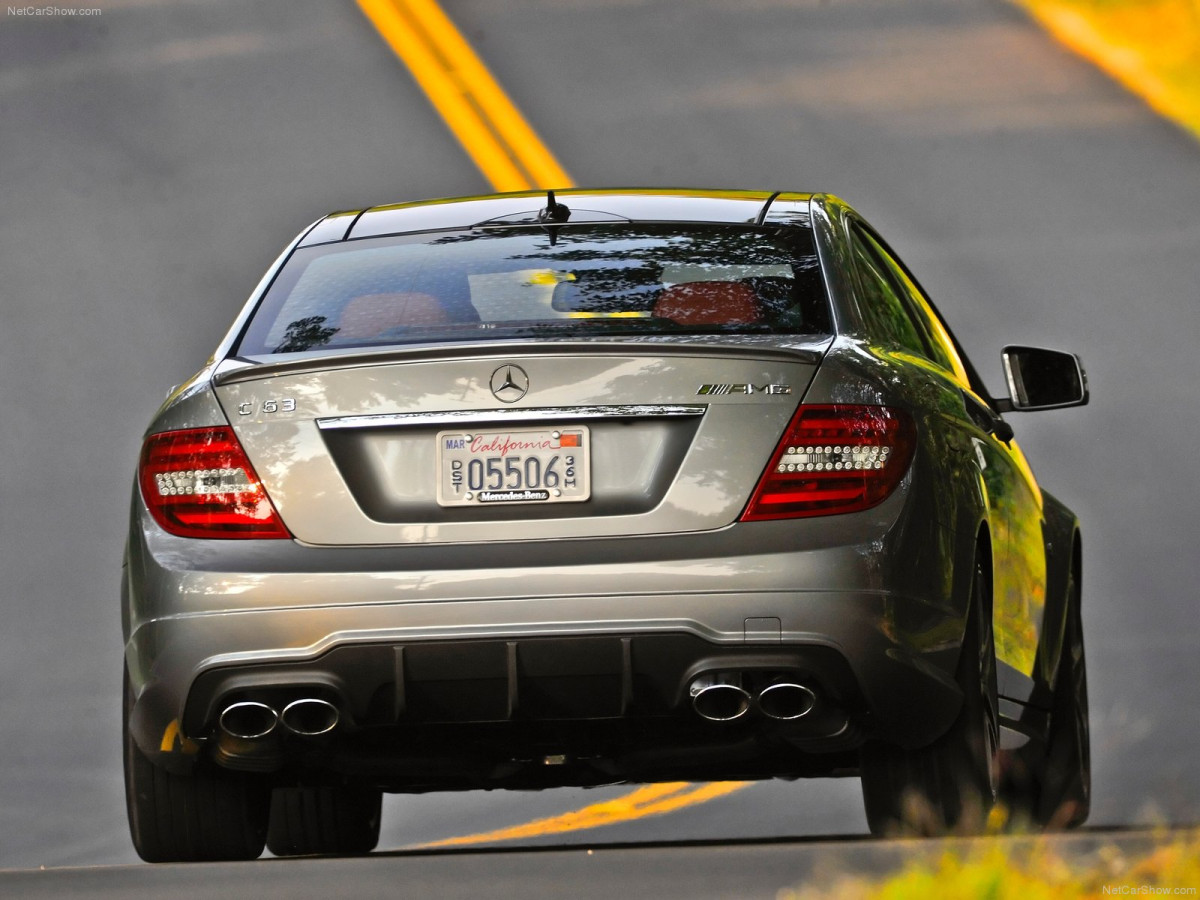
[
  {"xmin": 138, "ymin": 427, "xmax": 290, "ymax": 538},
  {"xmin": 741, "ymin": 405, "xmax": 915, "ymax": 520}
]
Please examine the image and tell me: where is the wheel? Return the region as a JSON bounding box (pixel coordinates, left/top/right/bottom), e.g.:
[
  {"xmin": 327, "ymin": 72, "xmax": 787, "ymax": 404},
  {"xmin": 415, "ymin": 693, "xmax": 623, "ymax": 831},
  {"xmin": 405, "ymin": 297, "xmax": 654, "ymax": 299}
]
[
  {"xmin": 266, "ymin": 784, "xmax": 382, "ymax": 856},
  {"xmin": 123, "ymin": 670, "xmax": 270, "ymax": 862},
  {"xmin": 1001, "ymin": 566, "xmax": 1090, "ymax": 829},
  {"xmin": 859, "ymin": 554, "xmax": 999, "ymax": 836}
]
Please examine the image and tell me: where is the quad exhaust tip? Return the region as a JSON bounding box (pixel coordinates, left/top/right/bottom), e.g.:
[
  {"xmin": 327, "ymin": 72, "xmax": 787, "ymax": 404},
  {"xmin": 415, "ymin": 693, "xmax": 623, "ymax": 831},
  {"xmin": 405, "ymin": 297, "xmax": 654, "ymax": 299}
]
[
  {"xmin": 218, "ymin": 701, "xmax": 278, "ymax": 740},
  {"xmin": 279, "ymin": 697, "xmax": 340, "ymax": 736},
  {"xmin": 690, "ymin": 677, "xmax": 752, "ymax": 722},
  {"xmin": 218, "ymin": 697, "xmax": 341, "ymax": 740},
  {"xmin": 757, "ymin": 682, "xmax": 817, "ymax": 720},
  {"xmin": 689, "ymin": 674, "xmax": 819, "ymax": 722}
]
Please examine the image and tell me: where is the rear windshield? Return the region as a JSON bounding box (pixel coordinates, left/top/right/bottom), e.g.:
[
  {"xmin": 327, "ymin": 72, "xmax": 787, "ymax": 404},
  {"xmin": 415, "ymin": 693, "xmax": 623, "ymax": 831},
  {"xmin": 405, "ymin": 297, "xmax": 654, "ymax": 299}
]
[{"xmin": 237, "ymin": 223, "xmax": 831, "ymax": 356}]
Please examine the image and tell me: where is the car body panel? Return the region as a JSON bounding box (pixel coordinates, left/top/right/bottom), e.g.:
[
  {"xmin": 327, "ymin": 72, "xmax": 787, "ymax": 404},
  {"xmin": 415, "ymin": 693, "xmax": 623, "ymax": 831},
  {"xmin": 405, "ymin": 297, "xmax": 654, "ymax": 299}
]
[{"xmin": 814, "ymin": 198, "xmax": 1052, "ymax": 687}]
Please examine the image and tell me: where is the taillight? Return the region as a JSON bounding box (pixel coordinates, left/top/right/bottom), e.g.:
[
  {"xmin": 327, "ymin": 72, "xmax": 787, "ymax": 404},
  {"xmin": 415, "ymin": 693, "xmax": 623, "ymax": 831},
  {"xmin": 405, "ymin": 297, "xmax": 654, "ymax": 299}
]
[
  {"xmin": 138, "ymin": 427, "xmax": 290, "ymax": 539},
  {"xmin": 741, "ymin": 405, "xmax": 916, "ymax": 520}
]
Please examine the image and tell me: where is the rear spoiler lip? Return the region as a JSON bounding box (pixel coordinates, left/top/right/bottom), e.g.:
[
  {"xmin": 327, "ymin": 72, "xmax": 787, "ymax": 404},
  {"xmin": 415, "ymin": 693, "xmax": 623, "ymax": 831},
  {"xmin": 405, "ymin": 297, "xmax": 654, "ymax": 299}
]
[{"xmin": 212, "ymin": 335, "xmax": 834, "ymax": 386}]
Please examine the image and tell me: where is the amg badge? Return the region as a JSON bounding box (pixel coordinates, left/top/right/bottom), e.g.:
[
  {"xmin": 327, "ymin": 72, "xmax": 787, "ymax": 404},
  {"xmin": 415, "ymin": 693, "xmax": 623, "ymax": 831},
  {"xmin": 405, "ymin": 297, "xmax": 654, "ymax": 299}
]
[{"xmin": 697, "ymin": 384, "xmax": 792, "ymax": 396}]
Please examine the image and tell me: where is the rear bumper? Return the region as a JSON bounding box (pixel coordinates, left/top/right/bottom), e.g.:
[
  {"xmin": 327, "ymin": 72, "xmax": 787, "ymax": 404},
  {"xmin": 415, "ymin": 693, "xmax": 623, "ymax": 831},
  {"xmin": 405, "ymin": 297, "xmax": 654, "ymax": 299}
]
[
  {"xmin": 125, "ymin": 492, "xmax": 967, "ymax": 778},
  {"xmin": 127, "ymin": 586, "xmax": 963, "ymax": 776}
]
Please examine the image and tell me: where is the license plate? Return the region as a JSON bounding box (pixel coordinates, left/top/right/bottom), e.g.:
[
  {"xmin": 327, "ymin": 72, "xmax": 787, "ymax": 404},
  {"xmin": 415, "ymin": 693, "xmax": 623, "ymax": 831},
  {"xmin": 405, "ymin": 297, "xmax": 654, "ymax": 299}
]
[{"xmin": 436, "ymin": 426, "xmax": 591, "ymax": 506}]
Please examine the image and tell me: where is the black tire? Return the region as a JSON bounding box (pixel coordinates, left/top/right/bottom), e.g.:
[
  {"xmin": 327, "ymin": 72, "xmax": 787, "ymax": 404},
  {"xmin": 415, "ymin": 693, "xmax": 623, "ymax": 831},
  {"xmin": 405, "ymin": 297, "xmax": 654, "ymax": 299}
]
[
  {"xmin": 266, "ymin": 784, "xmax": 382, "ymax": 857},
  {"xmin": 123, "ymin": 670, "xmax": 270, "ymax": 862},
  {"xmin": 1001, "ymin": 566, "xmax": 1090, "ymax": 829},
  {"xmin": 860, "ymin": 554, "xmax": 1000, "ymax": 836}
]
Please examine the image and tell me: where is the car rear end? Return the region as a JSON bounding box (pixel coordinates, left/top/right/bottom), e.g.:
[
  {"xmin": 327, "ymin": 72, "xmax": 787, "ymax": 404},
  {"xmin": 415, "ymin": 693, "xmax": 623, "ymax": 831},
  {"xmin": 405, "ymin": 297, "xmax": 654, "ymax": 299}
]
[{"xmin": 124, "ymin": 191, "xmax": 962, "ymax": 791}]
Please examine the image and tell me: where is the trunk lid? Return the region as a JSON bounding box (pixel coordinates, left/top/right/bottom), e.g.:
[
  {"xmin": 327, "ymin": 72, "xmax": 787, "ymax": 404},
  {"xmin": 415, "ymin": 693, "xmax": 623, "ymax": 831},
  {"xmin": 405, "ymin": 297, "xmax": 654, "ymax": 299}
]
[{"xmin": 214, "ymin": 339, "xmax": 827, "ymax": 545}]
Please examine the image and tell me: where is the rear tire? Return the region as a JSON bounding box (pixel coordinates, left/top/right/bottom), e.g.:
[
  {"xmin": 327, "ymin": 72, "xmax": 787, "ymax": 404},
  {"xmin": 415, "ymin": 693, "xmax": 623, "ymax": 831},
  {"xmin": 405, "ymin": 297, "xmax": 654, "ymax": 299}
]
[
  {"xmin": 123, "ymin": 670, "xmax": 269, "ymax": 862},
  {"xmin": 859, "ymin": 554, "xmax": 999, "ymax": 836},
  {"xmin": 1001, "ymin": 565, "xmax": 1090, "ymax": 829},
  {"xmin": 266, "ymin": 784, "xmax": 382, "ymax": 857}
]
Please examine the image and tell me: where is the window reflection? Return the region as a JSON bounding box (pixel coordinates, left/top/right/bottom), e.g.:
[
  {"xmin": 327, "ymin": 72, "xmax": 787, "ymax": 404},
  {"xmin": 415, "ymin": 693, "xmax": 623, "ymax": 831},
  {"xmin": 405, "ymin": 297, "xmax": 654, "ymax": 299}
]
[{"xmin": 243, "ymin": 225, "xmax": 832, "ymax": 355}]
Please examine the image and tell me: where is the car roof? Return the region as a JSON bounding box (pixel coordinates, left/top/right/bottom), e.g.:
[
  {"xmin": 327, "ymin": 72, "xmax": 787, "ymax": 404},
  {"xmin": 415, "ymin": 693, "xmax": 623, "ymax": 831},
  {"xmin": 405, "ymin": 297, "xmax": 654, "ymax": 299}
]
[{"xmin": 299, "ymin": 189, "xmax": 821, "ymax": 246}]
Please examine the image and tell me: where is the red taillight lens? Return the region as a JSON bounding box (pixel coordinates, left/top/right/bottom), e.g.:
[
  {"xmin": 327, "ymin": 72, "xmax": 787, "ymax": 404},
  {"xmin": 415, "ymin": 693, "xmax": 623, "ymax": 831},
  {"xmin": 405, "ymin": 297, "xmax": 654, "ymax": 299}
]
[
  {"xmin": 741, "ymin": 405, "xmax": 916, "ymax": 520},
  {"xmin": 138, "ymin": 427, "xmax": 290, "ymax": 539}
]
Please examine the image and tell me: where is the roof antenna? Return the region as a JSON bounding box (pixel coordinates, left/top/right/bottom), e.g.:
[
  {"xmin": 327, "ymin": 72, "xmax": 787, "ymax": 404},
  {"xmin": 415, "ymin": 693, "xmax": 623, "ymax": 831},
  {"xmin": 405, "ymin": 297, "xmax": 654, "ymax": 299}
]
[{"xmin": 538, "ymin": 190, "xmax": 571, "ymax": 245}]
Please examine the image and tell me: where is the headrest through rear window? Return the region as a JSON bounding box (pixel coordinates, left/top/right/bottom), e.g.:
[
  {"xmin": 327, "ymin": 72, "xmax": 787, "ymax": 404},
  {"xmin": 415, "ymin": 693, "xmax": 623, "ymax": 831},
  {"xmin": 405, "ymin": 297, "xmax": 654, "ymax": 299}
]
[
  {"xmin": 653, "ymin": 281, "xmax": 761, "ymax": 325},
  {"xmin": 337, "ymin": 292, "xmax": 452, "ymax": 339}
]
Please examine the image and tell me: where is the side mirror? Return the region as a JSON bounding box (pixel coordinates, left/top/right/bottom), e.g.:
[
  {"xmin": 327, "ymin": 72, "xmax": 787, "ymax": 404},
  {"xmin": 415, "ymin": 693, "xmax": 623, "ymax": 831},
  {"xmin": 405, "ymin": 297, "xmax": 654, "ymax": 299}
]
[{"xmin": 1000, "ymin": 346, "xmax": 1089, "ymax": 411}]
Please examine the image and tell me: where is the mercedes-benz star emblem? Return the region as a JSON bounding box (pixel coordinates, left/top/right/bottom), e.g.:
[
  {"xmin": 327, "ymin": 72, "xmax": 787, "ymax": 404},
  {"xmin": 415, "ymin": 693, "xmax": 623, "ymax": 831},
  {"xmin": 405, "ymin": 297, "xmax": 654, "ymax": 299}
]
[{"xmin": 490, "ymin": 365, "xmax": 529, "ymax": 403}]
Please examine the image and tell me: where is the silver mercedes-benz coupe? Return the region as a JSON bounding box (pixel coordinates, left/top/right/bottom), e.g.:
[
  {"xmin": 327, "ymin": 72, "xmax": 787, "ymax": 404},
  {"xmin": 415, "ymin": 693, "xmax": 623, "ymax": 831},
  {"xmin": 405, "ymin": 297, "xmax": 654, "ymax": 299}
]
[{"xmin": 123, "ymin": 189, "xmax": 1090, "ymax": 861}]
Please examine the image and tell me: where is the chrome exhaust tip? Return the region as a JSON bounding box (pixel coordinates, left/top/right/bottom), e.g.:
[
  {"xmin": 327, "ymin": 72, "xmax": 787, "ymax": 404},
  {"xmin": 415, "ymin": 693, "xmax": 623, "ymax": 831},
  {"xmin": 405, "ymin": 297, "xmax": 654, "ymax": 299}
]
[
  {"xmin": 218, "ymin": 701, "xmax": 278, "ymax": 740},
  {"xmin": 690, "ymin": 676, "xmax": 752, "ymax": 722},
  {"xmin": 757, "ymin": 682, "xmax": 817, "ymax": 721},
  {"xmin": 280, "ymin": 698, "xmax": 340, "ymax": 736}
]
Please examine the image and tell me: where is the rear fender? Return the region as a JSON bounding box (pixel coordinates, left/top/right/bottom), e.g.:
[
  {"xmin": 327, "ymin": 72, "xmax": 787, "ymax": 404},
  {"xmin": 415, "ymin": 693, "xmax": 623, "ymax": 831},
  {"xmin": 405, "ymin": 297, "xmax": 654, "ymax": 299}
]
[
  {"xmin": 143, "ymin": 374, "xmax": 228, "ymax": 436},
  {"xmin": 1031, "ymin": 491, "xmax": 1080, "ymax": 706}
]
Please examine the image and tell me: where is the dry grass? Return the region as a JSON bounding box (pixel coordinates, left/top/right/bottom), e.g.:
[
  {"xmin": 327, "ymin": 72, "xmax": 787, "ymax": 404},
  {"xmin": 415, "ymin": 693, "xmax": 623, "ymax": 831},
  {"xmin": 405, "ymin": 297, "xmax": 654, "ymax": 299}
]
[{"xmin": 777, "ymin": 828, "xmax": 1200, "ymax": 900}]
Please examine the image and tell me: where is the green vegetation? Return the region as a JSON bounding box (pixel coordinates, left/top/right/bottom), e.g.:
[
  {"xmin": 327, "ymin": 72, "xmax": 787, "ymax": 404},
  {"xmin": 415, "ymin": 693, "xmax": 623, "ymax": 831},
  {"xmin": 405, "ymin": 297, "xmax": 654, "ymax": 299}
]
[
  {"xmin": 777, "ymin": 828, "xmax": 1200, "ymax": 899},
  {"xmin": 1013, "ymin": 0, "xmax": 1200, "ymax": 140}
]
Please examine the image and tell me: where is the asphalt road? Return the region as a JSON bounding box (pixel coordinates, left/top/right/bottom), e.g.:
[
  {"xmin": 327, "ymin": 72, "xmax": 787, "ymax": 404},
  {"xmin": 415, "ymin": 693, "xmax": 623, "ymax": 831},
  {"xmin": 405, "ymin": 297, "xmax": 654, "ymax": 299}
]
[
  {"xmin": 0, "ymin": 830, "xmax": 1179, "ymax": 899},
  {"xmin": 1, "ymin": 0, "xmax": 1198, "ymax": 879}
]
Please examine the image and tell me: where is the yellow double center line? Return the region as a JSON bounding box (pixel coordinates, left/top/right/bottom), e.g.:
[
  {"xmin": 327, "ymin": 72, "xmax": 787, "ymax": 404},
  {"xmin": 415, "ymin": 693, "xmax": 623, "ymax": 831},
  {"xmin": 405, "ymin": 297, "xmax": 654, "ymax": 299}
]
[
  {"xmin": 416, "ymin": 782, "xmax": 748, "ymax": 849},
  {"xmin": 357, "ymin": 0, "xmax": 572, "ymax": 191},
  {"xmin": 357, "ymin": 0, "xmax": 748, "ymax": 845}
]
